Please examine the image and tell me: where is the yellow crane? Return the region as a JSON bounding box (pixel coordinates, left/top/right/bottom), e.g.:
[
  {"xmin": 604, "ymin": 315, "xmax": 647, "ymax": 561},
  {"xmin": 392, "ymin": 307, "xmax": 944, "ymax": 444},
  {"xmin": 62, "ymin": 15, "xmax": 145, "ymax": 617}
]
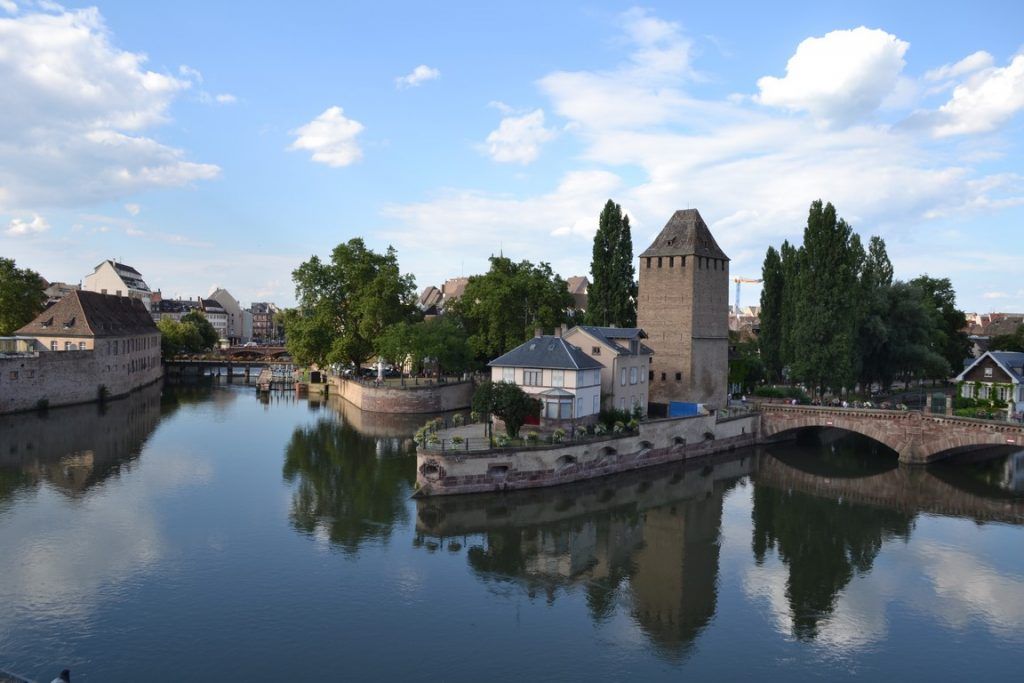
[{"xmin": 733, "ymin": 277, "xmax": 762, "ymax": 318}]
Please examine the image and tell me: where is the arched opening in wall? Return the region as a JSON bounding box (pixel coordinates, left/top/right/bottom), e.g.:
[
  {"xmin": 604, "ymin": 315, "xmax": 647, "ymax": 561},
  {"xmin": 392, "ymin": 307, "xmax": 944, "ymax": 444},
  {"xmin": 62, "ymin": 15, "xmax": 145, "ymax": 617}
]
[
  {"xmin": 766, "ymin": 427, "xmax": 899, "ymax": 476},
  {"xmin": 599, "ymin": 446, "xmax": 618, "ymax": 457},
  {"xmin": 673, "ymin": 436, "xmax": 686, "ymax": 447},
  {"xmin": 555, "ymin": 454, "xmax": 577, "ymax": 473},
  {"xmin": 638, "ymin": 440, "xmax": 654, "ymax": 451},
  {"xmin": 487, "ymin": 464, "xmax": 510, "ymax": 481}
]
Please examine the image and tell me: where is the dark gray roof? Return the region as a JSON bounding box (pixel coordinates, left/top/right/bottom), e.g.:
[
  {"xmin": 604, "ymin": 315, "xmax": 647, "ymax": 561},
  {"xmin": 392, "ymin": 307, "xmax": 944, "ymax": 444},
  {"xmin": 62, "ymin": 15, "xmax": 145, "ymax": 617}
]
[
  {"xmin": 489, "ymin": 335, "xmax": 604, "ymax": 370},
  {"xmin": 17, "ymin": 290, "xmax": 157, "ymax": 339},
  {"xmin": 991, "ymin": 352, "xmax": 1024, "ymax": 382},
  {"xmin": 157, "ymin": 299, "xmax": 200, "ymax": 313},
  {"xmin": 639, "ymin": 209, "xmax": 729, "ymax": 260},
  {"xmin": 573, "ymin": 326, "xmax": 653, "ymax": 356}
]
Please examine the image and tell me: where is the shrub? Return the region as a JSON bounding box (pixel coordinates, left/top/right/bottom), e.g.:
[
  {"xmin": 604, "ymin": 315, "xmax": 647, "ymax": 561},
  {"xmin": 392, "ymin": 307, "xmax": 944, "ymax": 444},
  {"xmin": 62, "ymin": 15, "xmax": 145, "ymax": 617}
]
[
  {"xmin": 594, "ymin": 423, "xmax": 607, "ymax": 436},
  {"xmin": 495, "ymin": 434, "xmax": 510, "ymax": 447},
  {"xmin": 451, "ymin": 435, "xmax": 464, "ymax": 446},
  {"xmin": 470, "ymin": 411, "xmax": 480, "ymax": 423},
  {"xmin": 525, "ymin": 431, "xmax": 539, "ymax": 443},
  {"xmin": 427, "ymin": 433, "xmax": 440, "ymax": 446},
  {"xmin": 575, "ymin": 426, "xmax": 588, "ymax": 439},
  {"xmin": 414, "ymin": 427, "xmax": 428, "ymax": 444},
  {"xmin": 552, "ymin": 428, "xmax": 566, "ymax": 443},
  {"xmin": 627, "ymin": 418, "xmax": 639, "ymax": 431},
  {"xmin": 612, "ymin": 420, "xmax": 625, "ymax": 434},
  {"xmin": 452, "ymin": 413, "xmax": 465, "ymax": 427}
]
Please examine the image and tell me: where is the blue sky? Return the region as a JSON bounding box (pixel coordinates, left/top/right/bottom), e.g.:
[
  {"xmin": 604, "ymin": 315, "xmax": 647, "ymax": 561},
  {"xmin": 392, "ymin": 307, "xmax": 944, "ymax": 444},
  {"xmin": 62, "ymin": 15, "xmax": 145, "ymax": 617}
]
[{"xmin": 1, "ymin": 0, "xmax": 1023, "ymax": 312}]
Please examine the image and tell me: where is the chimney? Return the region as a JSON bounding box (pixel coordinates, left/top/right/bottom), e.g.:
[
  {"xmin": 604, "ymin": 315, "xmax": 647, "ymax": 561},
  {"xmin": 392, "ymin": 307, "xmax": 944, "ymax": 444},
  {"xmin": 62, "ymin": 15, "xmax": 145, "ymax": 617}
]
[
  {"xmin": 558, "ymin": 323, "xmax": 567, "ymax": 337},
  {"xmin": 534, "ymin": 327, "xmax": 543, "ymax": 338},
  {"xmin": 553, "ymin": 326, "xmax": 561, "ymax": 338}
]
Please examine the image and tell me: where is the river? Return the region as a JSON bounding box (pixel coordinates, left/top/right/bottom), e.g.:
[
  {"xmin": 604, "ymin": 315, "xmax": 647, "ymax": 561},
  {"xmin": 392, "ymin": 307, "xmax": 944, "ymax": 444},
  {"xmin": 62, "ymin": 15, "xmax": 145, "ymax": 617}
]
[{"xmin": 1, "ymin": 382, "xmax": 1023, "ymax": 681}]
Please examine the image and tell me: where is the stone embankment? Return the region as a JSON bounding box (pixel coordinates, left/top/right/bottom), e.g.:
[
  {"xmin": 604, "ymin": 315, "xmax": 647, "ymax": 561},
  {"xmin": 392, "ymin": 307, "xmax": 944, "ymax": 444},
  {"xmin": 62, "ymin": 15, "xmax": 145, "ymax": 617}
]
[
  {"xmin": 329, "ymin": 376, "xmax": 472, "ymax": 414},
  {"xmin": 415, "ymin": 412, "xmax": 758, "ymax": 496}
]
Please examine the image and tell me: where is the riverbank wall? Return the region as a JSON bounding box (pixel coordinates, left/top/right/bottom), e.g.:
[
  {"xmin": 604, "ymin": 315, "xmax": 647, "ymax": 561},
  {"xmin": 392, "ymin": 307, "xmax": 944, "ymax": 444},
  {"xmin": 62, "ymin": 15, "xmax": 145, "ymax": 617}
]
[
  {"xmin": 415, "ymin": 412, "xmax": 758, "ymax": 496},
  {"xmin": 329, "ymin": 376, "xmax": 473, "ymax": 414},
  {"xmin": 0, "ymin": 351, "xmax": 163, "ymax": 415}
]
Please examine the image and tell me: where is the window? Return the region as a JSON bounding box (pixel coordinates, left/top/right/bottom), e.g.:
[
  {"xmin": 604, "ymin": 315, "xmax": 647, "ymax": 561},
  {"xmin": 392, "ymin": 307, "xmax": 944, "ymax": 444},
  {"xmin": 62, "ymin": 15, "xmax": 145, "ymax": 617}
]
[
  {"xmin": 64, "ymin": 342, "xmax": 72, "ymax": 351},
  {"xmin": 551, "ymin": 370, "xmax": 564, "ymax": 388},
  {"xmin": 592, "ymin": 346, "xmax": 601, "ymax": 355},
  {"xmin": 669, "ymin": 256, "xmax": 674, "ymax": 267},
  {"xmin": 115, "ymin": 290, "xmax": 121, "ymax": 296},
  {"xmin": 50, "ymin": 341, "xmax": 57, "ymax": 351},
  {"xmin": 560, "ymin": 400, "xmax": 572, "ymax": 419},
  {"xmin": 502, "ymin": 367, "xmax": 514, "ymax": 382},
  {"xmin": 620, "ymin": 397, "xmax": 626, "ymax": 409},
  {"xmin": 27, "ymin": 369, "xmax": 35, "ymax": 378},
  {"xmin": 984, "ymin": 367, "xmax": 993, "ymax": 378},
  {"xmin": 657, "ymin": 257, "xmax": 663, "ymax": 268},
  {"xmin": 631, "ymin": 395, "xmax": 637, "ymax": 408},
  {"xmin": 620, "ymin": 368, "xmax": 627, "ymax": 386},
  {"xmin": 79, "ymin": 342, "xmax": 86, "ymax": 351},
  {"xmin": 9, "ymin": 371, "xmax": 17, "ymax": 380},
  {"xmin": 630, "ymin": 367, "xmax": 638, "ymax": 385},
  {"xmin": 577, "ymin": 397, "xmax": 584, "ymax": 417},
  {"xmin": 646, "ymin": 257, "xmax": 651, "ymax": 268},
  {"xmin": 675, "ymin": 372, "xmax": 682, "ymax": 381},
  {"xmin": 101, "ymin": 288, "xmax": 107, "ymax": 294},
  {"xmin": 640, "ymin": 368, "xmax": 645, "ymax": 383},
  {"xmin": 649, "ymin": 370, "xmax": 654, "ymax": 381},
  {"xmin": 524, "ymin": 370, "xmax": 542, "ymax": 386},
  {"xmin": 661, "ymin": 372, "xmax": 666, "ymax": 381},
  {"xmin": 593, "ymin": 395, "xmax": 600, "ymax": 413}
]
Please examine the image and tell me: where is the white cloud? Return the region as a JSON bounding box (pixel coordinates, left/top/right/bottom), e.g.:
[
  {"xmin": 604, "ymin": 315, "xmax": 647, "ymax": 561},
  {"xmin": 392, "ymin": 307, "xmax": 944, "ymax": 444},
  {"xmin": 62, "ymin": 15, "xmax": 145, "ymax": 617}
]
[
  {"xmin": 924, "ymin": 50, "xmax": 994, "ymax": 82},
  {"xmin": 932, "ymin": 54, "xmax": 1024, "ymax": 137},
  {"xmin": 288, "ymin": 106, "xmax": 364, "ymax": 167},
  {"xmin": 0, "ymin": 1, "xmax": 17, "ymax": 15},
  {"xmin": 539, "ymin": 8, "xmax": 696, "ymax": 130},
  {"xmin": 756, "ymin": 27, "xmax": 909, "ymax": 125},
  {"xmin": 6, "ymin": 212, "xmax": 49, "ymax": 235},
  {"xmin": 983, "ymin": 291, "xmax": 1009, "ymax": 299},
  {"xmin": 0, "ymin": 6, "xmax": 219, "ymax": 209},
  {"xmin": 124, "ymin": 203, "xmax": 140, "ymax": 216},
  {"xmin": 214, "ymin": 93, "xmax": 236, "ymax": 104},
  {"xmin": 395, "ymin": 64, "xmax": 440, "ymax": 89},
  {"xmin": 178, "ymin": 64, "xmax": 203, "ymax": 83},
  {"xmin": 483, "ymin": 109, "xmax": 556, "ymax": 164}
]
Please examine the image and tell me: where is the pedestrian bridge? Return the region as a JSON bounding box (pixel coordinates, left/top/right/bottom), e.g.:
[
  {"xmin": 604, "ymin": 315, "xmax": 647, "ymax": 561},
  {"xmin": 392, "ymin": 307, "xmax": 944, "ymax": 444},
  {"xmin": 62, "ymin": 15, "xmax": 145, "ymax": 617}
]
[{"xmin": 760, "ymin": 404, "xmax": 1024, "ymax": 464}]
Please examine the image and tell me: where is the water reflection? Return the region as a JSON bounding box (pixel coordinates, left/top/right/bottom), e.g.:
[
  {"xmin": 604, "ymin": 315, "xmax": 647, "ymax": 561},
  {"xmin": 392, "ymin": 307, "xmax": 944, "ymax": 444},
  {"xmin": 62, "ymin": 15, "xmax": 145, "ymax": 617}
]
[
  {"xmin": 282, "ymin": 416, "xmax": 415, "ymax": 554},
  {"xmin": 0, "ymin": 381, "xmax": 163, "ymax": 505},
  {"xmin": 415, "ymin": 456, "xmax": 754, "ymax": 660},
  {"xmin": 750, "ymin": 433, "xmax": 1024, "ymax": 644}
]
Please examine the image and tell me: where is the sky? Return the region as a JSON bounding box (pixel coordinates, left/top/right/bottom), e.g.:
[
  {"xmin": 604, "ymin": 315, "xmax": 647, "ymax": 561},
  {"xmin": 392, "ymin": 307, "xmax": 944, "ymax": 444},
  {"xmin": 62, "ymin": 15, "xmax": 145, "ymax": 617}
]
[{"xmin": 1, "ymin": 0, "xmax": 1023, "ymax": 312}]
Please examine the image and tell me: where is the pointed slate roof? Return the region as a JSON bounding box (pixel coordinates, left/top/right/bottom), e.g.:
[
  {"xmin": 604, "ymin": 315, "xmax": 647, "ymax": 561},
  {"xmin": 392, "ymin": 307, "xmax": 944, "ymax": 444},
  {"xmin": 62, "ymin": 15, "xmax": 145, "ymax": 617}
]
[
  {"xmin": 17, "ymin": 290, "xmax": 157, "ymax": 339},
  {"xmin": 639, "ymin": 209, "xmax": 729, "ymax": 260},
  {"xmin": 488, "ymin": 335, "xmax": 604, "ymax": 370}
]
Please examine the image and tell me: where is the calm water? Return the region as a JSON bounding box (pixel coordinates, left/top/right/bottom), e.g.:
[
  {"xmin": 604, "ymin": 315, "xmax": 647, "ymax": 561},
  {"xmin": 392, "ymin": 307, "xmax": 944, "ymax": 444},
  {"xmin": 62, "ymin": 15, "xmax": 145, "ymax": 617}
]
[{"xmin": 2, "ymin": 382, "xmax": 1024, "ymax": 681}]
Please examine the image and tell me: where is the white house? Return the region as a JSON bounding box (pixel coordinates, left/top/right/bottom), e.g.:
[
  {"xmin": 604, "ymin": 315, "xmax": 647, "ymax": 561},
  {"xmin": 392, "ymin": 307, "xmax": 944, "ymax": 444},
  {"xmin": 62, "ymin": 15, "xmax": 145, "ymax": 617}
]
[
  {"xmin": 82, "ymin": 260, "xmax": 153, "ymax": 311},
  {"xmin": 563, "ymin": 325, "xmax": 651, "ymax": 414},
  {"xmin": 955, "ymin": 351, "xmax": 1024, "ymax": 420},
  {"xmin": 209, "ymin": 288, "xmax": 248, "ymax": 344},
  {"xmin": 199, "ymin": 298, "xmax": 229, "ymax": 342},
  {"xmin": 488, "ymin": 332, "xmax": 604, "ymax": 428}
]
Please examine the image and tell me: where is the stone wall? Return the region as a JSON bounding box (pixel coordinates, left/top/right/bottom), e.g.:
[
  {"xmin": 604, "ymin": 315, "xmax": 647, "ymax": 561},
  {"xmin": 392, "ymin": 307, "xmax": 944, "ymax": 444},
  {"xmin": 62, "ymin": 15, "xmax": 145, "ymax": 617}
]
[
  {"xmin": 416, "ymin": 412, "xmax": 758, "ymax": 496},
  {"xmin": 330, "ymin": 376, "xmax": 473, "ymax": 414},
  {"xmin": 0, "ymin": 343, "xmax": 163, "ymax": 414}
]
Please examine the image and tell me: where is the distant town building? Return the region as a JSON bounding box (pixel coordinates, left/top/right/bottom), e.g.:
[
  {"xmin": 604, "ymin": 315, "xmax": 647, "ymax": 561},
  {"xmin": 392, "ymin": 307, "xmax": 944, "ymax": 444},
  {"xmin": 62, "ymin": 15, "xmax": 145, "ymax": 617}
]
[
  {"xmin": 488, "ymin": 329, "xmax": 604, "ymax": 428},
  {"xmin": 637, "ymin": 209, "xmax": 730, "ymax": 411},
  {"xmin": 1, "ymin": 290, "xmax": 162, "ymax": 413},
  {"xmin": 563, "ymin": 325, "xmax": 651, "ymax": 413},
  {"xmin": 152, "ymin": 298, "xmax": 200, "ymax": 323},
  {"xmin": 566, "ymin": 276, "xmax": 589, "ymax": 312},
  {"xmin": 208, "ymin": 288, "xmax": 248, "ymax": 344},
  {"xmin": 82, "ymin": 260, "xmax": 153, "ymax": 311},
  {"xmin": 418, "ymin": 286, "xmax": 443, "ymax": 316},
  {"xmin": 199, "ymin": 298, "xmax": 229, "ymax": 341},
  {"xmin": 42, "ymin": 280, "xmax": 80, "ymax": 305},
  {"xmin": 250, "ymin": 302, "xmax": 281, "ymax": 341},
  {"xmin": 441, "ymin": 277, "xmax": 469, "ymax": 307}
]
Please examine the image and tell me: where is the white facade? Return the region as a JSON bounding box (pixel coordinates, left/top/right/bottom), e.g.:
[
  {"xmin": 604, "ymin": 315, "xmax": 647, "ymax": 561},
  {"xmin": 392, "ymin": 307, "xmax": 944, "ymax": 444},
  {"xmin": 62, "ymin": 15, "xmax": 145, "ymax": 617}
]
[
  {"xmin": 563, "ymin": 327, "xmax": 651, "ymax": 414},
  {"xmin": 489, "ymin": 365, "xmax": 602, "ymax": 421},
  {"xmin": 83, "ymin": 261, "xmax": 153, "ymax": 311},
  {"xmin": 209, "ymin": 288, "xmax": 247, "ymax": 343}
]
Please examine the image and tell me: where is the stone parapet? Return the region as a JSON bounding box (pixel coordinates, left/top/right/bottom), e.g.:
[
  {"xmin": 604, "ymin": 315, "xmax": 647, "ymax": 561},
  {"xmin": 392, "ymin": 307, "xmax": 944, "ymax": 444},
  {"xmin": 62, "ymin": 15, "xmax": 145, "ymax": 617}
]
[{"xmin": 330, "ymin": 376, "xmax": 473, "ymax": 414}]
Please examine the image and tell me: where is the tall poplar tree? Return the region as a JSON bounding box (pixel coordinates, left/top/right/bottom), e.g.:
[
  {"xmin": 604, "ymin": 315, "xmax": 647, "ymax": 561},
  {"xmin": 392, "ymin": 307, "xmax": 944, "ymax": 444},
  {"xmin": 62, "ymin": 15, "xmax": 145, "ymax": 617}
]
[
  {"xmin": 790, "ymin": 200, "xmax": 861, "ymax": 393},
  {"xmin": 759, "ymin": 246, "xmax": 784, "ymax": 381},
  {"xmin": 587, "ymin": 199, "xmax": 636, "ymax": 327},
  {"xmin": 778, "ymin": 240, "xmax": 802, "ymax": 373}
]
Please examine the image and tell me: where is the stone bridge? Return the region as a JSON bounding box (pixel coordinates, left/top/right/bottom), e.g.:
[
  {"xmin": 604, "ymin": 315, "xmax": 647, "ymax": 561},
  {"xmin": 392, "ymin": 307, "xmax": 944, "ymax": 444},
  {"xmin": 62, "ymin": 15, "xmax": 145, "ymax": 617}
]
[{"xmin": 760, "ymin": 404, "xmax": 1024, "ymax": 464}]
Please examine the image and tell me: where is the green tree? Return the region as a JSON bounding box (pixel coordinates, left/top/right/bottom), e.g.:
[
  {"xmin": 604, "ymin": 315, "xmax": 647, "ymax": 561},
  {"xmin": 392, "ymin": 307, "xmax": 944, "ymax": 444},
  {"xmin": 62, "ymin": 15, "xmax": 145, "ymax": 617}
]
[
  {"xmin": 472, "ymin": 380, "xmax": 541, "ymax": 437},
  {"xmin": 881, "ymin": 281, "xmax": 949, "ymax": 384},
  {"xmin": 729, "ymin": 332, "xmax": 766, "ymax": 392},
  {"xmin": 587, "ymin": 199, "xmax": 637, "ymax": 327},
  {"xmin": 778, "ymin": 240, "xmax": 802, "ymax": 373},
  {"xmin": 990, "ymin": 324, "xmax": 1024, "ymax": 352},
  {"xmin": 909, "ymin": 275, "xmax": 969, "ymax": 376},
  {"xmin": 287, "ymin": 239, "xmax": 418, "ymax": 367},
  {"xmin": 789, "ymin": 201, "xmax": 862, "ymax": 393},
  {"xmin": 450, "ymin": 256, "xmax": 574, "ymax": 360},
  {"xmin": 759, "ymin": 246, "xmax": 784, "ymax": 381},
  {"xmin": 181, "ymin": 311, "xmax": 219, "ymax": 350},
  {"xmin": 855, "ymin": 236, "xmax": 894, "ymax": 391},
  {"xmin": 157, "ymin": 318, "xmax": 203, "ymax": 358},
  {"xmin": 0, "ymin": 257, "xmax": 46, "ymax": 335}
]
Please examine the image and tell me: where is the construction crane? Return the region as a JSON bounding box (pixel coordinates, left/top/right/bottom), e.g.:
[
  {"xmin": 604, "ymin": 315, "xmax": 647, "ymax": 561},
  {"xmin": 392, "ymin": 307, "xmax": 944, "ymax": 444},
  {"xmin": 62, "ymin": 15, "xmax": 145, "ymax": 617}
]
[{"xmin": 733, "ymin": 277, "xmax": 762, "ymax": 318}]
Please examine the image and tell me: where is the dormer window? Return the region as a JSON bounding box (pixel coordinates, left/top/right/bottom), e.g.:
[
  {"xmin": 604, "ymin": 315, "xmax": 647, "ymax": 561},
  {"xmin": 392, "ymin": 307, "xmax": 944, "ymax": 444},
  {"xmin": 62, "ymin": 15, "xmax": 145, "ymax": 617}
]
[
  {"xmin": 40, "ymin": 317, "xmax": 53, "ymax": 328},
  {"xmin": 63, "ymin": 317, "xmax": 75, "ymax": 329}
]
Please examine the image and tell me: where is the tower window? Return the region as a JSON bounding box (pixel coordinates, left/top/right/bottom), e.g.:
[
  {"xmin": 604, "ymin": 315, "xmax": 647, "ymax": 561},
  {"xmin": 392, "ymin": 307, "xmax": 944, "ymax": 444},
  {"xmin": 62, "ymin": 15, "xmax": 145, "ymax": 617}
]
[
  {"xmin": 660, "ymin": 372, "xmax": 666, "ymax": 381},
  {"xmin": 669, "ymin": 256, "xmax": 674, "ymax": 267},
  {"xmin": 646, "ymin": 257, "xmax": 652, "ymax": 268},
  {"xmin": 675, "ymin": 372, "xmax": 682, "ymax": 381},
  {"xmin": 657, "ymin": 257, "xmax": 662, "ymax": 268},
  {"xmin": 681, "ymin": 256, "xmax": 686, "ymax": 267}
]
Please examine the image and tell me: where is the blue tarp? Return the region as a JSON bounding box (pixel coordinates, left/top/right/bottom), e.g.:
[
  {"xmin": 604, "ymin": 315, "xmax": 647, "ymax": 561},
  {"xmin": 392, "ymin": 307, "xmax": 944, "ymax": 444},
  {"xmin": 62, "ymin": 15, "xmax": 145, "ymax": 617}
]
[{"xmin": 668, "ymin": 401, "xmax": 700, "ymax": 417}]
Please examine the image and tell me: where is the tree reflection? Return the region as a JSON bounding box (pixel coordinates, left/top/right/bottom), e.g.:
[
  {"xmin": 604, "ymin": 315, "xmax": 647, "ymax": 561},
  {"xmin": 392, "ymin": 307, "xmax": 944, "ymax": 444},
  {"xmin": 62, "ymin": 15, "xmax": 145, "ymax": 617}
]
[
  {"xmin": 752, "ymin": 434, "xmax": 914, "ymax": 640},
  {"xmin": 282, "ymin": 418, "xmax": 415, "ymax": 554}
]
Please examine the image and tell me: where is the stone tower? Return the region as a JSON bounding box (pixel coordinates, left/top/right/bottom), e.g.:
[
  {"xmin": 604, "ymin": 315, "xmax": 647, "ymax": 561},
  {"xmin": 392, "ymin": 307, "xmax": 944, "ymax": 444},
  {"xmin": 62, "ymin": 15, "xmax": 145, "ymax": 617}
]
[{"xmin": 637, "ymin": 209, "xmax": 729, "ymax": 410}]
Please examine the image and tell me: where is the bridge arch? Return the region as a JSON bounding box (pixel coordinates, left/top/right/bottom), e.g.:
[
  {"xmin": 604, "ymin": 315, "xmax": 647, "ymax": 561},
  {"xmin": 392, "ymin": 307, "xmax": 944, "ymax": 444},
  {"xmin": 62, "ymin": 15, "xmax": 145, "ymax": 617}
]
[{"xmin": 761, "ymin": 406, "xmax": 911, "ymax": 456}]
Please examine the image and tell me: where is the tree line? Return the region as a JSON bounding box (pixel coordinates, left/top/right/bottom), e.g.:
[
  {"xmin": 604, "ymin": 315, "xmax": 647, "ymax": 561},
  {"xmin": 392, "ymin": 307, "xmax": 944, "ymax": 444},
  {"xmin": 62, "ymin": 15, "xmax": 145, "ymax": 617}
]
[{"xmin": 759, "ymin": 200, "xmax": 969, "ymax": 394}]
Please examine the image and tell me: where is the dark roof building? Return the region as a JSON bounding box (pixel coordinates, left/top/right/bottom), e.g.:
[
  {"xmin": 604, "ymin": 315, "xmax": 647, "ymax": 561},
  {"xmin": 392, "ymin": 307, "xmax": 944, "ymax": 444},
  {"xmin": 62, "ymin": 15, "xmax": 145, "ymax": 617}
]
[
  {"xmin": 639, "ymin": 209, "xmax": 729, "ymax": 261},
  {"xmin": 17, "ymin": 290, "xmax": 157, "ymax": 339},
  {"xmin": 488, "ymin": 335, "xmax": 604, "ymax": 371}
]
